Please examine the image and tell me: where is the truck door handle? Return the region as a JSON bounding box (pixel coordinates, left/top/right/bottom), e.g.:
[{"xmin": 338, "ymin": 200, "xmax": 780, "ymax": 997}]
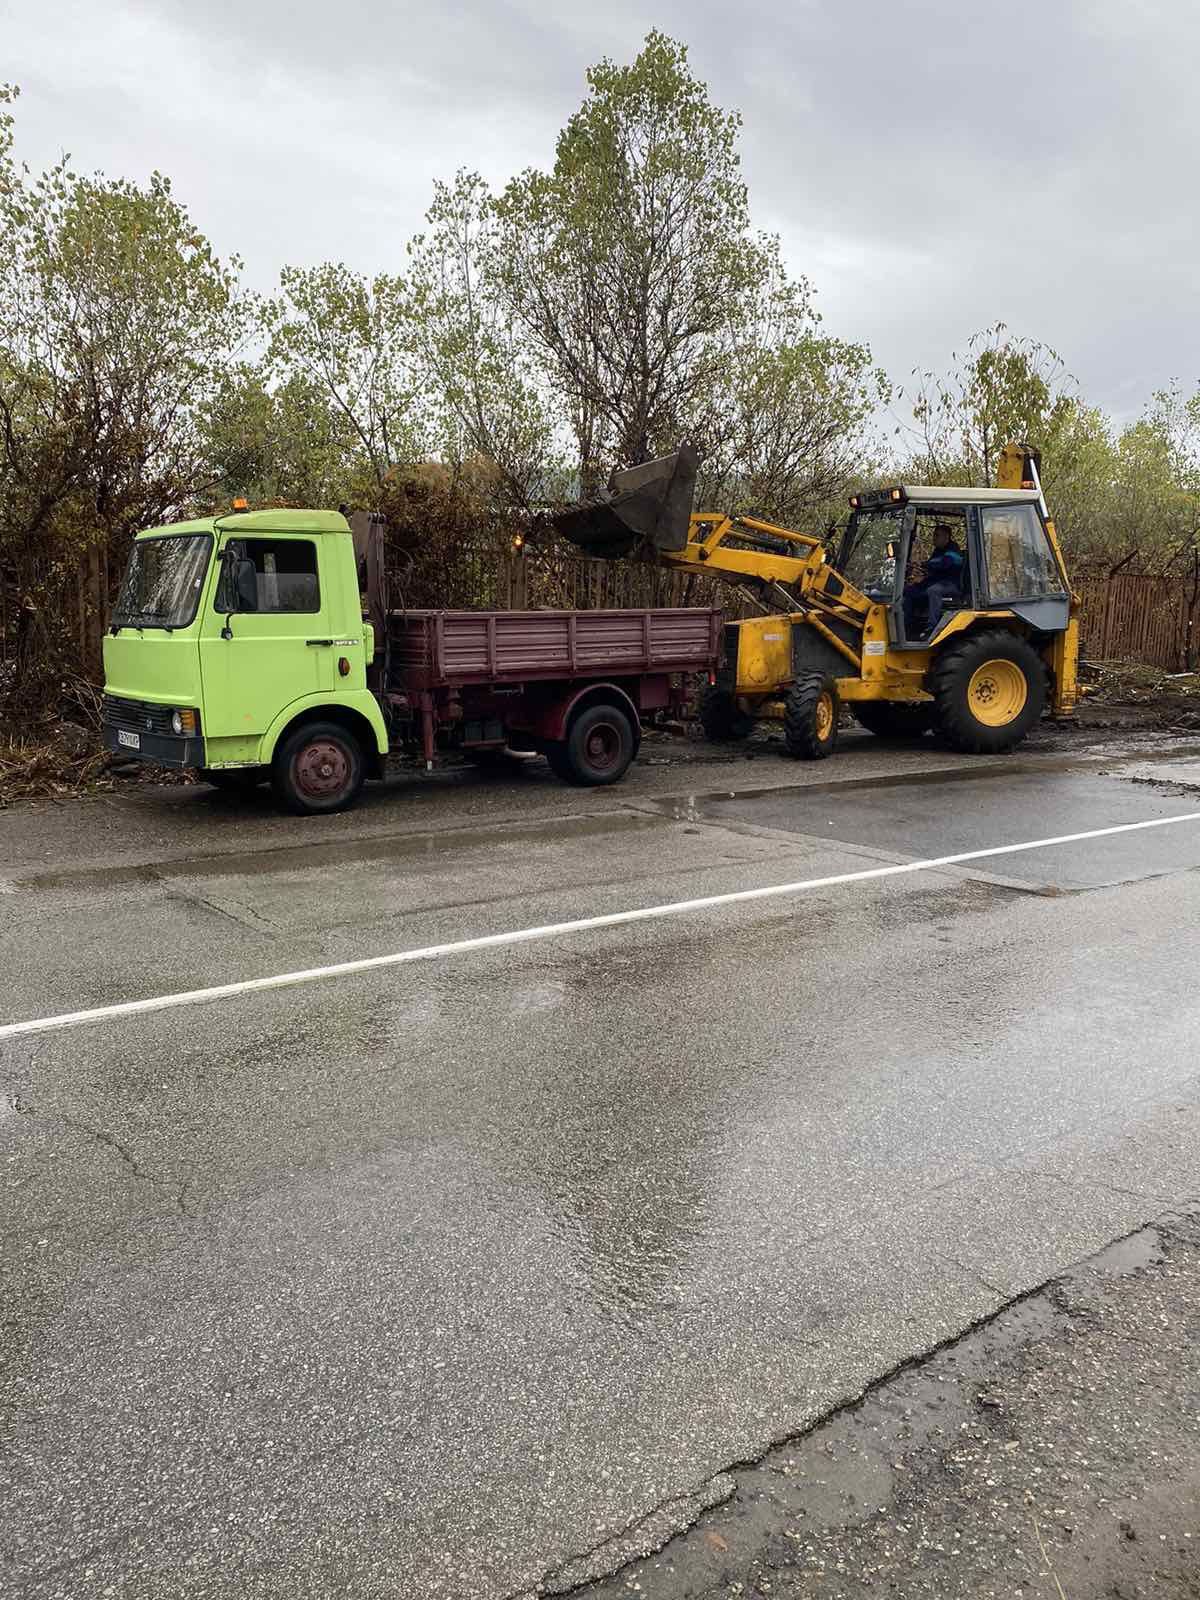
[{"xmin": 306, "ymin": 639, "xmax": 332, "ymax": 647}]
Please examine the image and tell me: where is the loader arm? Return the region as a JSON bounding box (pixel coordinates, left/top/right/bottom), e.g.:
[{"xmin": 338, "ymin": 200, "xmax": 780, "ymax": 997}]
[
  {"xmin": 662, "ymin": 512, "xmax": 874, "ymax": 639},
  {"xmin": 549, "ymin": 445, "xmax": 875, "ymax": 658}
]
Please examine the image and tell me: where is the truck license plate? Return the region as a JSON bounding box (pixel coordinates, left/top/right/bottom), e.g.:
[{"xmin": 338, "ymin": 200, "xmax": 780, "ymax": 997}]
[{"xmin": 117, "ymin": 729, "xmax": 141, "ymax": 750}]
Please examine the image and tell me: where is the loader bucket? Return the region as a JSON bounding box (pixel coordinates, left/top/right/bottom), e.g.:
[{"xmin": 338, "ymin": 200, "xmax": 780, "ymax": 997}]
[{"xmin": 550, "ymin": 442, "xmax": 698, "ymax": 558}]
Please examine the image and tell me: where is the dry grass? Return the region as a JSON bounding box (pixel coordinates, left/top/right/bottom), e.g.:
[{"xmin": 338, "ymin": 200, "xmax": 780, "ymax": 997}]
[{"xmin": 0, "ymin": 729, "xmax": 115, "ymax": 807}]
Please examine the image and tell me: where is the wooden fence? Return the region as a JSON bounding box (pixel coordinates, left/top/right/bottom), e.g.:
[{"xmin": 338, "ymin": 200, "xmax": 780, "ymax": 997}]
[
  {"xmin": 1075, "ymin": 573, "xmax": 1199, "ymax": 671},
  {"xmin": 3, "ymin": 543, "xmax": 1196, "ymax": 694}
]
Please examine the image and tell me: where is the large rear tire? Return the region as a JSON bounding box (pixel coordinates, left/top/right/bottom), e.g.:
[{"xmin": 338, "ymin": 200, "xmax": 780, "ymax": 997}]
[
  {"xmin": 270, "ymin": 721, "xmax": 365, "ymax": 815},
  {"xmin": 853, "ymin": 703, "xmax": 934, "ymax": 740},
  {"xmin": 931, "ymin": 631, "xmax": 1046, "ymax": 753},
  {"xmin": 699, "ymin": 686, "xmax": 755, "ymax": 743},
  {"xmin": 546, "ymin": 702, "xmax": 636, "ymax": 787},
  {"xmin": 784, "ymin": 672, "xmax": 839, "ymax": 760}
]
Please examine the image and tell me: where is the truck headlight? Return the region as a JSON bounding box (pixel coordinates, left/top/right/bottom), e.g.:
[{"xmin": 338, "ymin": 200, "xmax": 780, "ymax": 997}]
[
  {"xmin": 171, "ymin": 709, "xmax": 197, "ymax": 735},
  {"xmin": 171, "ymin": 710, "xmax": 183, "ymax": 734}
]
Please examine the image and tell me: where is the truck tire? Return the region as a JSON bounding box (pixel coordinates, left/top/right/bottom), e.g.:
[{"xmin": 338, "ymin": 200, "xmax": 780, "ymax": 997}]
[
  {"xmin": 546, "ymin": 702, "xmax": 636, "ymax": 786},
  {"xmin": 784, "ymin": 672, "xmax": 839, "ymax": 760},
  {"xmin": 270, "ymin": 721, "xmax": 365, "ymax": 815},
  {"xmin": 853, "ymin": 703, "xmax": 934, "ymax": 740},
  {"xmin": 202, "ymin": 767, "xmax": 265, "ymax": 793},
  {"xmin": 931, "ymin": 630, "xmax": 1047, "ymax": 753},
  {"xmin": 699, "ymin": 686, "xmax": 755, "ymax": 742}
]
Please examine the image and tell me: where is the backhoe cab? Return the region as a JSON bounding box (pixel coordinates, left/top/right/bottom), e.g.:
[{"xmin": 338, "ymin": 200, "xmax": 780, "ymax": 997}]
[{"xmin": 551, "ymin": 442, "xmax": 1079, "ymax": 759}]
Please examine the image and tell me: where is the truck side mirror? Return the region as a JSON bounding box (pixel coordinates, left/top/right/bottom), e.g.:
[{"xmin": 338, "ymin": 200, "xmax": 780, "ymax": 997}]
[
  {"xmin": 234, "ymin": 559, "xmax": 258, "ymax": 612},
  {"xmin": 217, "ymin": 549, "xmax": 258, "ymax": 638}
]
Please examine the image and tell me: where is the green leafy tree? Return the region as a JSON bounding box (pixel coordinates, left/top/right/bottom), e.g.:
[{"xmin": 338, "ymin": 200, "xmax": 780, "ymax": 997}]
[
  {"xmin": 904, "ymin": 323, "xmax": 1080, "ymax": 487},
  {"xmin": 199, "ymin": 364, "xmax": 362, "ymax": 511},
  {"xmin": 264, "ymin": 263, "xmax": 426, "ymax": 490},
  {"xmin": 492, "ymin": 32, "xmax": 782, "ymax": 482},
  {"xmin": 695, "ymin": 260, "xmax": 888, "ymax": 525},
  {"xmin": 897, "ymin": 323, "xmax": 1134, "ymax": 568},
  {"xmin": 406, "ymin": 171, "xmax": 562, "ymax": 509},
  {"xmin": 0, "ymin": 84, "xmax": 247, "ymax": 712},
  {"xmin": 1105, "ymin": 388, "xmax": 1200, "ymax": 572}
]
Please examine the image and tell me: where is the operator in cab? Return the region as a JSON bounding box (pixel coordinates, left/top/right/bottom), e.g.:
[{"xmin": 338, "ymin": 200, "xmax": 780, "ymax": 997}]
[{"xmin": 904, "ymin": 523, "xmax": 964, "ymax": 637}]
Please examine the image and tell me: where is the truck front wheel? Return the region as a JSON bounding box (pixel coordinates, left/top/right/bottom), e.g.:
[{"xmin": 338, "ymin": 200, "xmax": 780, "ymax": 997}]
[
  {"xmin": 271, "ymin": 721, "xmax": 365, "ymax": 815},
  {"xmin": 546, "ymin": 703, "xmax": 636, "ymax": 786}
]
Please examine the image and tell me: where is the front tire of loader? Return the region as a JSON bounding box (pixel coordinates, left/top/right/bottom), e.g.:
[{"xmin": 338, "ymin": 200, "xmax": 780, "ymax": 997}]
[
  {"xmin": 784, "ymin": 672, "xmax": 839, "ymax": 760},
  {"xmin": 930, "ymin": 630, "xmax": 1047, "ymax": 753},
  {"xmin": 853, "ymin": 703, "xmax": 934, "ymax": 740},
  {"xmin": 699, "ymin": 686, "xmax": 755, "ymax": 743}
]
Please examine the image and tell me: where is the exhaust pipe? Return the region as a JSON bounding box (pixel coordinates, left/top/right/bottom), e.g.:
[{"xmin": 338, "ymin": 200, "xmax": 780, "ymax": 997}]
[{"xmin": 550, "ymin": 443, "xmax": 699, "ymax": 558}]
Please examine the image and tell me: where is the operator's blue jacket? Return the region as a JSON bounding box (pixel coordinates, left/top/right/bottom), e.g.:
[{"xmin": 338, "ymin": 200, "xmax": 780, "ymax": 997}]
[{"xmin": 914, "ymin": 546, "xmax": 964, "ymax": 590}]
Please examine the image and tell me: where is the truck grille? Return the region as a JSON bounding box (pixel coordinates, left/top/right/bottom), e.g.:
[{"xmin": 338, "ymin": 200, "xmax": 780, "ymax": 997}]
[{"xmin": 102, "ymin": 695, "xmax": 194, "ymax": 737}]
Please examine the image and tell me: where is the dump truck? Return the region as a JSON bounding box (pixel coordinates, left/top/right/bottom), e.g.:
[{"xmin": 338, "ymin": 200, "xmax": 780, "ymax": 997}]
[
  {"xmin": 552, "ymin": 442, "xmax": 1078, "ymax": 759},
  {"xmin": 101, "ymin": 507, "xmax": 720, "ymax": 813}
]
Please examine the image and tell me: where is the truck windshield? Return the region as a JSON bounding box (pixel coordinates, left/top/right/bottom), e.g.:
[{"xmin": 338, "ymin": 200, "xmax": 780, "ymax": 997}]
[
  {"xmin": 112, "ymin": 534, "xmax": 212, "ymax": 630},
  {"xmin": 840, "ymin": 508, "xmax": 905, "ymax": 594}
]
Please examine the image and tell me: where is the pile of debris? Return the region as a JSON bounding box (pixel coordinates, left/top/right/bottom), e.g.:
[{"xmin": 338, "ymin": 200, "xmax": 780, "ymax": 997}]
[
  {"xmin": 0, "ymin": 725, "xmax": 115, "ymax": 807},
  {"xmin": 1078, "ymin": 661, "xmax": 1200, "ymax": 731}
]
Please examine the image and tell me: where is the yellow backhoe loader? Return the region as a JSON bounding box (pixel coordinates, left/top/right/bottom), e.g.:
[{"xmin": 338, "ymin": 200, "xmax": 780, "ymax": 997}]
[{"xmin": 551, "ymin": 443, "xmax": 1078, "ymax": 758}]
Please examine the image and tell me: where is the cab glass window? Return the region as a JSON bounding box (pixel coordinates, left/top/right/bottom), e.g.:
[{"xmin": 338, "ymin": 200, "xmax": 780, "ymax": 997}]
[
  {"xmin": 215, "ymin": 538, "xmax": 320, "ymax": 614},
  {"xmin": 980, "ymin": 505, "xmax": 1064, "ymax": 602},
  {"xmin": 840, "ymin": 507, "xmax": 905, "ymax": 594}
]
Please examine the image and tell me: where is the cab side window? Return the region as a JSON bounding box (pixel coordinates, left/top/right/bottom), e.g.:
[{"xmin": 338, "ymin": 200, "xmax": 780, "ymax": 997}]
[
  {"xmin": 980, "ymin": 505, "xmax": 1064, "ymax": 602},
  {"xmin": 216, "ymin": 539, "xmax": 321, "ymax": 614}
]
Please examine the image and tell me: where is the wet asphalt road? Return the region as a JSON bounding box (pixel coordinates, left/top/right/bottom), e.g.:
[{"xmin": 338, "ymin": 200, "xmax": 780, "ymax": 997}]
[{"xmin": 3, "ymin": 731, "xmax": 1200, "ymax": 1598}]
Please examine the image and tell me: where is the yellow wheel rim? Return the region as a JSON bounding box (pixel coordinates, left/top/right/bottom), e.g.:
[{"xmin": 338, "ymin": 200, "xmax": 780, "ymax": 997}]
[
  {"xmin": 967, "ymin": 659, "xmax": 1028, "ymax": 726},
  {"xmin": 815, "ymin": 692, "xmax": 834, "ymax": 739}
]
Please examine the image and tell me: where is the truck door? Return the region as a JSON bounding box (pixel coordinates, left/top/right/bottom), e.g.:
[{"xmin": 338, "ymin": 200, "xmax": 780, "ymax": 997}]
[{"xmin": 199, "ymin": 532, "xmax": 336, "ymax": 754}]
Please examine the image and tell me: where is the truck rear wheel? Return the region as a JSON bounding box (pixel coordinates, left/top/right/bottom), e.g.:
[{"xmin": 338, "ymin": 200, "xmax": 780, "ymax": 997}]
[
  {"xmin": 931, "ymin": 630, "xmax": 1046, "ymax": 753},
  {"xmin": 784, "ymin": 672, "xmax": 839, "ymax": 760},
  {"xmin": 546, "ymin": 702, "xmax": 636, "ymax": 786},
  {"xmin": 853, "ymin": 703, "xmax": 934, "ymax": 740},
  {"xmin": 271, "ymin": 721, "xmax": 365, "ymax": 815}
]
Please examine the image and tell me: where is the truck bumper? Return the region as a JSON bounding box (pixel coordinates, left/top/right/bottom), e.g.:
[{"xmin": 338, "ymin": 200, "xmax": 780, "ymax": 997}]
[{"xmin": 103, "ymin": 725, "xmax": 206, "ymax": 768}]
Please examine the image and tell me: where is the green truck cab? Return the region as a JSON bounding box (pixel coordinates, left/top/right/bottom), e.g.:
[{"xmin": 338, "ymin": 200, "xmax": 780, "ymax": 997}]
[
  {"xmin": 103, "ymin": 509, "xmax": 388, "ymax": 811},
  {"xmin": 103, "ymin": 507, "xmax": 721, "ymax": 814}
]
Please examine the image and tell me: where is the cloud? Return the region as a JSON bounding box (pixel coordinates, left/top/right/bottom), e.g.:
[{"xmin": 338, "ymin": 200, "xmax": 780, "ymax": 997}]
[{"xmin": 6, "ymin": 0, "xmax": 1198, "ymax": 420}]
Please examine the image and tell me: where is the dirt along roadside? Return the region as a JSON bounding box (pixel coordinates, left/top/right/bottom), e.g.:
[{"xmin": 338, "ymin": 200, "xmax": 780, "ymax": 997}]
[{"xmin": 2, "ymin": 662, "xmax": 1198, "ymax": 809}]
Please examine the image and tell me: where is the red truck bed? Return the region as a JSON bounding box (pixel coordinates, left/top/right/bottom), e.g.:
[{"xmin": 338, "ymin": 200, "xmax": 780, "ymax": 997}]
[{"xmin": 387, "ymin": 607, "xmax": 721, "ymax": 688}]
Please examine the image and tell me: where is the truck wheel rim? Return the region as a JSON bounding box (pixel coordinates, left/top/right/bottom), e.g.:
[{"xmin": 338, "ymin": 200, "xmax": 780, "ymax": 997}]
[
  {"xmin": 585, "ymin": 721, "xmax": 622, "ymax": 771},
  {"xmin": 815, "ymin": 692, "xmax": 834, "ymax": 739},
  {"xmin": 295, "ymin": 739, "xmax": 349, "ymax": 798},
  {"xmin": 967, "ymin": 660, "xmax": 1027, "ymax": 726}
]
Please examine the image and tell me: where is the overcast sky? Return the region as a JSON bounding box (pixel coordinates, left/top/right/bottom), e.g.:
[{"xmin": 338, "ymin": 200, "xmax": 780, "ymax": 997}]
[{"xmin": 6, "ymin": 0, "xmax": 1197, "ymax": 423}]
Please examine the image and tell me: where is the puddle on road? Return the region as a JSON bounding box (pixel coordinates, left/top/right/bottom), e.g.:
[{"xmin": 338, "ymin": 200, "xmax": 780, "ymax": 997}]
[
  {"xmin": 1085, "ymin": 1227, "xmax": 1165, "ymax": 1276},
  {"xmin": 645, "ymin": 744, "xmax": 1200, "ymax": 826},
  {"xmin": 12, "ymin": 810, "xmax": 664, "ymax": 894}
]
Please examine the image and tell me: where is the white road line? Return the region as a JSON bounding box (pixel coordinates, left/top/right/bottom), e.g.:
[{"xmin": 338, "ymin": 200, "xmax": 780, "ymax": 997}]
[{"xmin": 3, "ymin": 811, "xmax": 1199, "ymax": 1042}]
